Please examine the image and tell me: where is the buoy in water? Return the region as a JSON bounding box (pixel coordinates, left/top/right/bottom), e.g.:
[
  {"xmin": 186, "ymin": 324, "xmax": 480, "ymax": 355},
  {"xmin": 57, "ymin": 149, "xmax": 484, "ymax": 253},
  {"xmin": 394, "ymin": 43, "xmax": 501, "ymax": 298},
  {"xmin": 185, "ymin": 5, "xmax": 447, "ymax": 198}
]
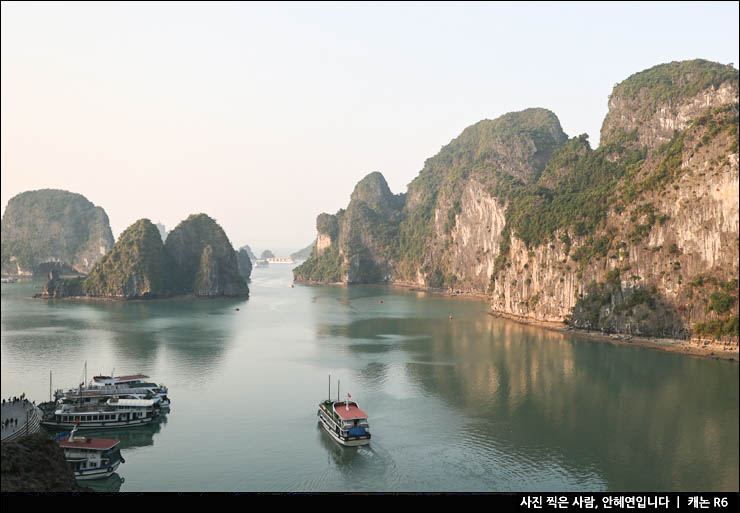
[
  {"xmin": 235, "ymin": 308, "xmax": 240, "ymax": 311},
  {"xmin": 379, "ymin": 300, "xmax": 383, "ymax": 304},
  {"xmin": 449, "ymin": 315, "xmax": 453, "ymax": 320}
]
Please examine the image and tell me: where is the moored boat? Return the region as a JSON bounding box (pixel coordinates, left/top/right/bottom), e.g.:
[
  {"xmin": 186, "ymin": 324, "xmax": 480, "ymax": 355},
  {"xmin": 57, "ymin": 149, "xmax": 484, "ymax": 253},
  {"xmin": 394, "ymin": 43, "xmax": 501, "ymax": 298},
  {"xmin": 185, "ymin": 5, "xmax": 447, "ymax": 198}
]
[
  {"xmin": 57, "ymin": 427, "xmax": 125, "ymax": 480},
  {"xmin": 317, "ymin": 376, "xmax": 371, "ymax": 447},
  {"xmin": 90, "ymin": 373, "xmax": 169, "ymax": 398},
  {"xmin": 42, "ymin": 396, "xmax": 158, "ymax": 430}
]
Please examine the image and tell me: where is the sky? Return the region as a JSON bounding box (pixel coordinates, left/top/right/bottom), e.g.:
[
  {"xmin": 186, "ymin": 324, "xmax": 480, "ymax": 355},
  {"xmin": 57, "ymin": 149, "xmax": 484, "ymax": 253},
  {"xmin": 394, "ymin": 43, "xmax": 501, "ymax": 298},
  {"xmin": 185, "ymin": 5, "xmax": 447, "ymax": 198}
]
[{"xmin": 2, "ymin": 2, "xmax": 738, "ymax": 254}]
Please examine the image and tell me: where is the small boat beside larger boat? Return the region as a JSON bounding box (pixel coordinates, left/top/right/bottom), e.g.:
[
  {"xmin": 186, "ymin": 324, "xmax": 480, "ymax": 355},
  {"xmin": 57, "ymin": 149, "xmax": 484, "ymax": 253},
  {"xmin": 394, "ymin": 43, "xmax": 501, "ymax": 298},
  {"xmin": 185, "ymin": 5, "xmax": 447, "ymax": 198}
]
[{"xmin": 57, "ymin": 426, "xmax": 125, "ymax": 480}]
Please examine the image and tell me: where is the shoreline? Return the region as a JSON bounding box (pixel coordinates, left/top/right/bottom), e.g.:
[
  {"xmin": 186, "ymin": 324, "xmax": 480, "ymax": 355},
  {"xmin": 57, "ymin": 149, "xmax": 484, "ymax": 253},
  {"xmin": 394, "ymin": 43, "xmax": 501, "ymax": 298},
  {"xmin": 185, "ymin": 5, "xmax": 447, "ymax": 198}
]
[
  {"xmin": 494, "ymin": 311, "xmax": 739, "ymax": 362},
  {"xmin": 33, "ymin": 293, "xmax": 249, "ymax": 303},
  {"xmin": 307, "ymin": 280, "xmax": 740, "ymax": 362}
]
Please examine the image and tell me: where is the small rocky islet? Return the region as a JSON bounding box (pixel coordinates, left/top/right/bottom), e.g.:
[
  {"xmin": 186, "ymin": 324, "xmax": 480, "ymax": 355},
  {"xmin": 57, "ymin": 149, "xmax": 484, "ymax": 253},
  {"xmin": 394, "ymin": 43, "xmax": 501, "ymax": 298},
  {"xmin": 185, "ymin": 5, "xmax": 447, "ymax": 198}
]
[{"xmin": 40, "ymin": 214, "xmax": 249, "ymax": 299}]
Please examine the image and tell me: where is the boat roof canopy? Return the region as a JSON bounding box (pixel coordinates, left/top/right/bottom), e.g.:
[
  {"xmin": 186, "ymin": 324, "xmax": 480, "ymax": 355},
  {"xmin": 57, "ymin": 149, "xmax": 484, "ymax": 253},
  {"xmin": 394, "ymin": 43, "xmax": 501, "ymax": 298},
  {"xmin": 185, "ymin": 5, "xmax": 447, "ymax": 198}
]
[
  {"xmin": 106, "ymin": 398, "xmax": 154, "ymax": 407},
  {"xmin": 58, "ymin": 438, "xmax": 120, "ymax": 450},
  {"xmin": 333, "ymin": 401, "xmax": 368, "ymax": 420},
  {"xmin": 93, "ymin": 374, "xmax": 149, "ymax": 383}
]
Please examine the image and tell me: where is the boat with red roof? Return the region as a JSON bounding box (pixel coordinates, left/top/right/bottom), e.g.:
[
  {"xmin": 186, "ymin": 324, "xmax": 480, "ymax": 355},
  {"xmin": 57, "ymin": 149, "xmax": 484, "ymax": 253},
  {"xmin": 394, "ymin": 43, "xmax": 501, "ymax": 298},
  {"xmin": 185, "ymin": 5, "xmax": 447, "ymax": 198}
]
[
  {"xmin": 317, "ymin": 376, "xmax": 371, "ymax": 446},
  {"xmin": 56, "ymin": 426, "xmax": 125, "ymax": 480}
]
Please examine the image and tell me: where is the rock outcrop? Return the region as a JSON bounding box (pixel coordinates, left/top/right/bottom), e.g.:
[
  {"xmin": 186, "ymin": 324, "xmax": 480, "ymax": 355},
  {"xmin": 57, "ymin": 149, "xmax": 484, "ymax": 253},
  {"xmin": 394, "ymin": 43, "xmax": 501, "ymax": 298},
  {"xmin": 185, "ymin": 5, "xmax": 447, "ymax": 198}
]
[
  {"xmin": 165, "ymin": 214, "xmax": 249, "ymax": 297},
  {"xmin": 294, "ymin": 172, "xmax": 405, "ymax": 283},
  {"xmin": 295, "ymin": 60, "xmax": 739, "ymax": 340},
  {"xmin": 40, "ymin": 214, "xmax": 248, "ymax": 299},
  {"xmin": 290, "ymin": 241, "xmax": 316, "ymax": 261},
  {"xmin": 155, "ymin": 222, "xmax": 168, "ymax": 242},
  {"xmin": 240, "ymin": 245, "xmax": 258, "ymax": 262},
  {"xmin": 237, "ymin": 248, "xmax": 253, "ymax": 281},
  {"xmin": 82, "ymin": 219, "xmax": 178, "ymax": 298},
  {"xmin": 1, "ymin": 433, "xmax": 91, "ymax": 492},
  {"xmin": 1, "ymin": 189, "xmax": 114, "ymax": 276}
]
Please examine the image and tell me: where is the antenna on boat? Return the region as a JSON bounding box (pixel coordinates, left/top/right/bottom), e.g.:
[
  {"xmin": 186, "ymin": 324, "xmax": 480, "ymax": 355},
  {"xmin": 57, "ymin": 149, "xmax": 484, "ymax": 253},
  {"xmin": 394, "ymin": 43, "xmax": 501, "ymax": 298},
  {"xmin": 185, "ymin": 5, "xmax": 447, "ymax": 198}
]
[
  {"xmin": 84, "ymin": 361, "xmax": 87, "ymax": 386},
  {"xmin": 337, "ymin": 380, "xmax": 340, "ymax": 403},
  {"xmin": 49, "ymin": 370, "xmax": 52, "ymax": 402},
  {"xmin": 328, "ymin": 374, "xmax": 331, "ymax": 402}
]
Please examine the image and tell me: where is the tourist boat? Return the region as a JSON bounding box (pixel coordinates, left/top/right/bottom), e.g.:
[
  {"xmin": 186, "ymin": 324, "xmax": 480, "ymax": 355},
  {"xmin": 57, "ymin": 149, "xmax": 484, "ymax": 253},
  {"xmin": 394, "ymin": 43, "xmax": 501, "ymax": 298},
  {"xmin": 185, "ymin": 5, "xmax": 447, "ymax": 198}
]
[
  {"xmin": 56, "ymin": 382, "xmax": 171, "ymax": 410},
  {"xmin": 54, "ymin": 372, "xmax": 170, "ymax": 408},
  {"xmin": 317, "ymin": 376, "xmax": 371, "ymax": 446},
  {"xmin": 57, "ymin": 388, "xmax": 170, "ymax": 412},
  {"xmin": 42, "ymin": 396, "xmax": 158, "ymax": 430},
  {"xmin": 90, "ymin": 373, "xmax": 169, "ymax": 397},
  {"xmin": 57, "ymin": 426, "xmax": 125, "ymax": 480}
]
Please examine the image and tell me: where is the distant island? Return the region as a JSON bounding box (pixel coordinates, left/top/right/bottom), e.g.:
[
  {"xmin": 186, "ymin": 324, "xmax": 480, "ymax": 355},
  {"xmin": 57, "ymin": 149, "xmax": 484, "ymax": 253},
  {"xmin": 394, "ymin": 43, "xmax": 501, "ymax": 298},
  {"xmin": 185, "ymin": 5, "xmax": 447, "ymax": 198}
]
[
  {"xmin": 40, "ymin": 214, "xmax": 249, "ymax": 299},
  {"xmin": 290, "ymin": 241, "xmax": 315, "ymax": 261},
  {"xmin": 1, "ymin": 189, "xmax": 114, "ymax": 278},
  {"xmin": 295, "ymin": 59, "xmax": 739, "ymax": 341}
]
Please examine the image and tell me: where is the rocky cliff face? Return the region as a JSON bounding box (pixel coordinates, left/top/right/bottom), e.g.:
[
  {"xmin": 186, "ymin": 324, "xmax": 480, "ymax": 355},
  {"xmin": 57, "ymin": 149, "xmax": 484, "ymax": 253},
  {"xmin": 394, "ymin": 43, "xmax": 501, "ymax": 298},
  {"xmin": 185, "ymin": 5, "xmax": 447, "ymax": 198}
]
[
  {"xmin": 165, "ymin": 213, "xmax": 249, "ymax": 297},
  {"xmin": 295, "ymin": 60, "xmax": 739, "ymax": 340},
  {"xmin": 41, "ymin": 214, "xmax": 248, "ymax": 299},
  {"xmin": 237, "ymin": 248, "xmax": 253, "ymax": 281},
  {"xmin": 1, "ymin": 189, "xmax": 114, "ymax": 276},
  {"xmin": 294, "ymin": 172, "xmax": 404, "ymax": 283},
  {"xmin": 82, "ymin": 219, "xmax": 177, "ymax": 298},
  {"xmin": 1, "ymin": 433, "xmax": 91, "ymax": 492},
  {"xmin": 600, "ymin": 59, "xmax": 739, "ymax": 152},
  {"xmin": 240, "ymin": 245, "xmax": 257, "ymax": 262}
]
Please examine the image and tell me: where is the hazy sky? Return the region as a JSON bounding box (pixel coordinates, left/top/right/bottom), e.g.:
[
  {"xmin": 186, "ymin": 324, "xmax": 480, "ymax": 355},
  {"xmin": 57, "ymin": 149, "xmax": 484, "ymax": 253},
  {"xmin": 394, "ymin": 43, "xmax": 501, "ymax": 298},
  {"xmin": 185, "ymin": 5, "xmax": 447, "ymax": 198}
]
[{"xmin": 2, "ymin": 2, "xmax": 738, "ymax": 254}]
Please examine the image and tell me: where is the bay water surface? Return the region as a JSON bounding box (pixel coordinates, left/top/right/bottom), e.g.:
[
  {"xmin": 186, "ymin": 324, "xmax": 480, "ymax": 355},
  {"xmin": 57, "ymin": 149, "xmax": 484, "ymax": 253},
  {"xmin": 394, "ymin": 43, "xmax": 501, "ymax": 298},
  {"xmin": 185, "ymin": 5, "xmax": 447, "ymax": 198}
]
[{"xmin": 1, "ymin": 264, "xmax": 737, "ymax": 491}]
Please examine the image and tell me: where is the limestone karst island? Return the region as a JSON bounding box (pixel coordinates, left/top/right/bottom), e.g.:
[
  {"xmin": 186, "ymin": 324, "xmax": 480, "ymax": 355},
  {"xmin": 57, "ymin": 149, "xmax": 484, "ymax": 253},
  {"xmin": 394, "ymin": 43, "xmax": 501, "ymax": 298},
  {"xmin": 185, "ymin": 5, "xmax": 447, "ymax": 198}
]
[{"xmin": 295, "ymin": 60, "xmax": 739, "ymax": 344}]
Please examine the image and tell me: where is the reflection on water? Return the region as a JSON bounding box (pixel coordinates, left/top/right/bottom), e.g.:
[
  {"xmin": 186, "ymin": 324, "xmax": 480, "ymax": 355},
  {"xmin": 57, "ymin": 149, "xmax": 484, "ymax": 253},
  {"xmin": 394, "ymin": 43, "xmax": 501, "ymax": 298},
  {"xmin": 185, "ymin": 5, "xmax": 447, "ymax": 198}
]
[
  {"xmin": 2, "ymin": 271, "xmax": 738, "ymax": 492},
  {"xmin": 85, "ymin": 473, "xmax": 125, "ymax": 493},
  {"xmin": 312, "ymin": 286, "xmax": 739, "ymax": 491},
  {"xmin": 1, "ymin": 282, "xmax": 244, "ymax": 395}
]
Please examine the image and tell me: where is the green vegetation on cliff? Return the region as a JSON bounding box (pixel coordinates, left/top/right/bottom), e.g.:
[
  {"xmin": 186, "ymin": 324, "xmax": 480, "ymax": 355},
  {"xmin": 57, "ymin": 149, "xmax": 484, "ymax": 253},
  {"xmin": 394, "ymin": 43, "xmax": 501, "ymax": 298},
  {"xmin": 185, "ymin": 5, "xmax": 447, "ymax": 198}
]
[
  {"xmin": 398, "ymin": 108, "xmax": 568, "ymax": 279},
  {"xmin": 165, "ymin": 214, "xmax": 248, "ymax": 297},
  {"xmin": 83, "ymin": 219, "xmax": 177, "ymax": 297},
  {"xmin": 570, "ymin": 280, "xmax": 687, "ymax": 339},
  {"xmin": 1, "ymin": 189, "xmax": 114, "ymax": 275},
  {"xmin": 295, "ymin": 59, "xmax": 738, "ymax": 342},
  {"xmin": 293, "ymin": 244, "xmax": 345, "ymax": 282},
  {"xmin": 610, "ymin": 59, "xmax": 738, "ymax": 105},
  {"xmin": 43, "ymin": 214, "xmax": 248, "ymax": 299},
  {"xmin": 295, "ymin": 172, "xmax": 403, "ymax": 284}
]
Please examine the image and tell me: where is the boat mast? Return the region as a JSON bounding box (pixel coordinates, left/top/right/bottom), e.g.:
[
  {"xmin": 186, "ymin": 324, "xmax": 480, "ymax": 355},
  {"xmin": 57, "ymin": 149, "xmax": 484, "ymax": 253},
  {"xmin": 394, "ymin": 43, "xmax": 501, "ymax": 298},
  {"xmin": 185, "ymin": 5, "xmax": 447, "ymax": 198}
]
[
  {"xmin": 49, "ymin": 370, "xmax": 52, "ymax": 402},
  {"xmin": 328, "ymin": 374, "xmax": 331, "ymax": 402},
  {"xmin": 337, "ymin": 380, "xmax": 340, "ymax": 403}
]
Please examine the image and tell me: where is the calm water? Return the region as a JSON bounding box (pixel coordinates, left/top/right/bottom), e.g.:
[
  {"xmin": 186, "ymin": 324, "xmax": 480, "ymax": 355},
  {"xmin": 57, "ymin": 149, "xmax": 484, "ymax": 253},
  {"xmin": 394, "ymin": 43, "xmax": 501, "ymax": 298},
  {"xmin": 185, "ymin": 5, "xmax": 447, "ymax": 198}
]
[{"xmin": 1, "ymin": 265, "xmax": 738, "ymax": 492}]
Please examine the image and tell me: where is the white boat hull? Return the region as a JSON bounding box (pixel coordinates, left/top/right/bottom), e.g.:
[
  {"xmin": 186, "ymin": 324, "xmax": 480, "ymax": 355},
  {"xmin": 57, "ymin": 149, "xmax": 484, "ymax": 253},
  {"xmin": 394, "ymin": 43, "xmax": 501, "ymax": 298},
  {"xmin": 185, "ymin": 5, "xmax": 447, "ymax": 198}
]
[
  {"xmin": 43, "ymin": 417, "xmax": 154, "ymax": 430},
  {"xmin": 74, "ymin": 459, "xmax": 122, "ymax": 480}
]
